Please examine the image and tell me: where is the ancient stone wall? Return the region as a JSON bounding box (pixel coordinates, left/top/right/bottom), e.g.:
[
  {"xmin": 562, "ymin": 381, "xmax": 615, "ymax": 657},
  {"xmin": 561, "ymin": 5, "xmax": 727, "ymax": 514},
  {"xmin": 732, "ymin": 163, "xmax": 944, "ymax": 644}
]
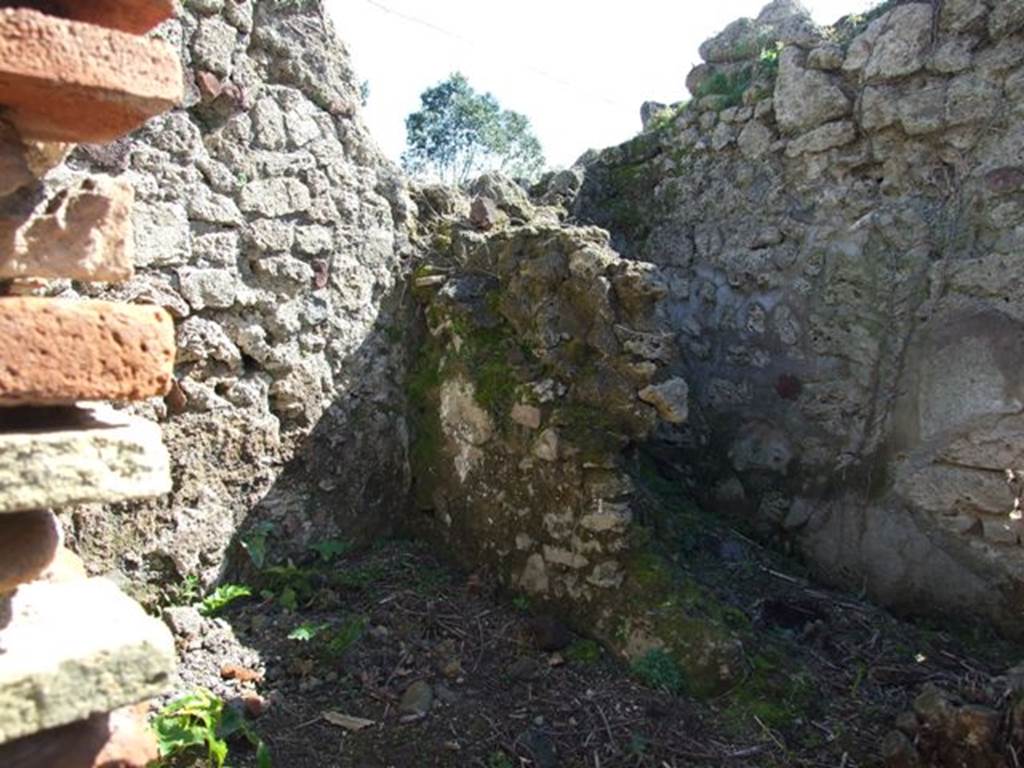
[
  {"xmin": 409, "ymin": 177, "xmax": 741, "ymax": 695},
  {"xmin": 573, "ymin": 0, "xmax": 1024, "ymax": 634},
  {"xmin": 20, "ymin": 0, "xmax": 1022, "ymax": 684},
  {"xmin": 58, "ymin": 0, "xmax": 418, "ymax": 594}
]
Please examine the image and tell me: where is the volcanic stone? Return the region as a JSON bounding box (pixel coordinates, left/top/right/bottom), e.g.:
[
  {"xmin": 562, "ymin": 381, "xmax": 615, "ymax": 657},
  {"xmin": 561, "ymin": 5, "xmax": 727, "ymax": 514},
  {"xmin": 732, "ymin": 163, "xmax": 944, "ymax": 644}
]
[
  {"xmin": 0, "ymin": 9, "xmax": 183, "ymax": 142},
  {"xmin": 0, "ymin": 297, "xmax": 175, "ymax": 405},
  {"xmin": 0, "ymin": 510, "xmax": 60, "ymax": 593},
  {"xmin": 0, "ymin": 177, "xmax": 135, "ymax": 283},
  {"xmin": 0, "ymin": 405, "xmax": 171, "ymax": 513},
  {"xmin": 0, "ymin": 578, "xmax": 175, "ymax": 744}
]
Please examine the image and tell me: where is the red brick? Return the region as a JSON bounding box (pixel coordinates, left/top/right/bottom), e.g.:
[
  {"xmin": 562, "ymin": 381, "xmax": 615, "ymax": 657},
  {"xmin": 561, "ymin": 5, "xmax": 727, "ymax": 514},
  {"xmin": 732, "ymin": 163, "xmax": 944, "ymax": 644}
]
[
  {"xmin": 0, "ymin": 119, "xmax": 34, "ymax": 197},
  {"xmin": 0, "ymin": 9, "xmax": 183, "ymax": 142},
  {"xmin": 9, "ymin": 0, "xmax": 176, "ymax": 34},
  {"xmin": 0, "ymin": 510, "xmax": 59, "ymax": 593},
  {"xmin": 0, "ymin": 297, "xmax": 175, "ymax": 405},
  {"xmin": 0, "ymin": 704, "xmax": 158, "ymax": 767}
]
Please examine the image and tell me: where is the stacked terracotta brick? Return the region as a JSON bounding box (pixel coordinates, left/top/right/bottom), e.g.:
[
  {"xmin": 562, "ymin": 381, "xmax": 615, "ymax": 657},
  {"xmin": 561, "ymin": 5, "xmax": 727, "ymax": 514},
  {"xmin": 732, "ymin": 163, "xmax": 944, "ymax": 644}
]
[{"xmin": 0, "ymin": 2, "xmax": 183, "ymax": 765}]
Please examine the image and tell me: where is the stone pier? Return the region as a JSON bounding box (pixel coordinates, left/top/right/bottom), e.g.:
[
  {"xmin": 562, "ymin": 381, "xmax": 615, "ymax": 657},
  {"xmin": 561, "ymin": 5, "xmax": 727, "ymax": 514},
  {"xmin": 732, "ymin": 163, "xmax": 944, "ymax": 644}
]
[{"xmin": 0, "ymin": 1, "xmax": 183, "ymax": 764}]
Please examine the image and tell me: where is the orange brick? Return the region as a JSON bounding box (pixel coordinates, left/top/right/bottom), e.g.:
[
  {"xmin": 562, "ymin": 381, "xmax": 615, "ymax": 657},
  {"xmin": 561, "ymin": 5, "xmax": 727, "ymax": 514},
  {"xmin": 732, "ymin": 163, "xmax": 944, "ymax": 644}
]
[
  {"xmin": 13, "ymin": 0, "xmax": 176, "ymax": 34},
  {"xmin": 0, "ymin": 297, "xmax": 175, "ymax": 405},
  {"xmin": 0, "ymin": 704, "xmax": 158, "ymax": 767},
  {"xmin": 0, "ymin": 9, "xmax": 183, "ymax": 143}
]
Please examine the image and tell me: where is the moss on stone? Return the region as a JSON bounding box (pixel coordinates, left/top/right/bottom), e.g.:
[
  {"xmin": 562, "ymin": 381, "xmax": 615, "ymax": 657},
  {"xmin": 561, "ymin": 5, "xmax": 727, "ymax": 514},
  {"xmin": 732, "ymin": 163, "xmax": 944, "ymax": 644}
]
[
  {"xmin": 721, "ymin": 650, "xmax": 818, "ymax": 733},
  {"xmin": 632, "ymin": 648, "xmax": 686, "ymax": 693},
  {"xmin": 695, "ymin": 68, "xmax": 753, "ymax": 110},
  {"xmin": 447, "ymin": 314, "xmax": 524, "ymax": 424},
  {"xmin": 430, "ymin": 218, "xmax": 454, "ymax": 255},
  {"xmin": 406, "ymin": 335, "xmax": 444, "ymax": 509},
  {"xmin": 565, "ymin": 638, "xmax": 602, "ymax": 664},
  {"xmin": 591, "ymin": 541, "xmax": 744, "ymax": 698},
  {"xmin": 554, "ymin": 403, "xmax": 626, "ymax": 462}
]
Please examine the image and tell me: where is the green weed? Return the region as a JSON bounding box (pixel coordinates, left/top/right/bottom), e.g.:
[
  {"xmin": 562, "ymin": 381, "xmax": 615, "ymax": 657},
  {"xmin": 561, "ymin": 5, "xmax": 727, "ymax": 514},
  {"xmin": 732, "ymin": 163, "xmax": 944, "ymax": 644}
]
[
  {"xmin": 240, "ymin": 523, "xmax": 274, "ymax": 570},
  {"xmin": 199, "ymin": 584, "xmax": 251, "ymax": 617},
  {"xmin": 309, "ymin": 538, "xmax": 351, "ymax": 563},
  {"xmin": 632, "ymin": 648, "xmax": 685, "ymax": 694},
  {"xmin": 487, "ymin": 752, "xmax": 515, "ymax": 768},
  {"xmin": 566, "ymin": 639, "xmax": 602, "ymax": 664},
  {"xmin": 323, "ymin": 616, "xmax": 368, "ymax": 659},
  {"xmin": 287, "ymin": 621, "xmax": 330, "ymax": 642},
  {"xmin": 152, "ymin": 688, "xmax": 270, "ymax": 768},
  {"xmin": 162, "ymin": 574, "xmax": 201, "ymax": 609}
]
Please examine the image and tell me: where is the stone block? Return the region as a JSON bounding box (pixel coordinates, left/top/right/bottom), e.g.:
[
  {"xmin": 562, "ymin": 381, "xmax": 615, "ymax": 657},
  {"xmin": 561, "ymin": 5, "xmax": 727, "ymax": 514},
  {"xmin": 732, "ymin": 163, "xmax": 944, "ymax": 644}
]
[
  {"xmin": 0, "ymin": 9, "xmax": 182, "ymax": 142},
  {"xmin": 784, "ymin": 120, "xmax": 858, "ymax": 157},
  {"xmin": 11, "ymin": 0, "xmax": 175, "ymax": 33},
  {"xmin": 775, "ymin": 47, "xmax": 852, "ymax": 133},
  {"xmin": 0, "ymin": 177, "xmax": 135, "ymax": 283},
  {"xmin": 638, "ymin": 378, "xmax": 690, "ymax": 424},
  {"xmin": 0, "ymin": 578, "xmax": 175, "ymax": 744},
  {"xmin": 0, "ymin": 510, "xmax": 60, "ymax": 593},
  {"xmin": 863, "ymin": 4, "xmax": 933, "ymax": 81},
  {"xmin": 0, "ymin": 297, "xmax": 175, "ymax": 405},
  {"xmin": 0, "ymin": 405, "xmax": 171, "ymax": 513}
]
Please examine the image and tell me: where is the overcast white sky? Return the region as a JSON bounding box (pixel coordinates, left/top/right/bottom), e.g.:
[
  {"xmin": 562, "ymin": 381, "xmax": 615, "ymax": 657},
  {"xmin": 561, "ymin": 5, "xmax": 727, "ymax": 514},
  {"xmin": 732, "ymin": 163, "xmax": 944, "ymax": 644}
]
[{"xmin": 328, "ymin": 1, "xmax": 873, "ymax": 169}]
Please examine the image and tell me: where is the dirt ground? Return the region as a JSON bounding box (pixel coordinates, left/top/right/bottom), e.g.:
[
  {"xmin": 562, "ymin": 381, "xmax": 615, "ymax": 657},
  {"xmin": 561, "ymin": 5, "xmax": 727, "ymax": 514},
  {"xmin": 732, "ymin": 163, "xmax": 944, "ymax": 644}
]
[{"xmin": 156, "ymin": 511, "xmax": 1022, "ymax": 768}]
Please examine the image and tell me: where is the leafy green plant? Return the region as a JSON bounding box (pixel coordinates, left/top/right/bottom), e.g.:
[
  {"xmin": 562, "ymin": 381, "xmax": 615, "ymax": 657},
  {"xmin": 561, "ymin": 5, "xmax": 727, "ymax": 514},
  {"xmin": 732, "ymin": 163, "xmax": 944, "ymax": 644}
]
[
  {"xmin": 695, "ymin": 68, "xmax": 753, "ymax": 109},
  {"xmin": 486, "ymin": 751, "xmax": 515, "ymax": 768},
  {"xmin": 152, "ymin": 688, "xmax": 270, "ymax": 768},
  {"xmin": 323, "ymin": 616, "xmax": 367, "ymax": 659},
  {"xmin": 757, "ymin": 41, "xmax": 783, "ymax": 77},
  {"xmin": 566, "ymin": 639, "xmax": 602, "ymax": 664},
  {"xmin": 258, "ymin": 564, "xmax": 315, "ymax": 610},
  {"xmin": 648, "ymin": 102, "xmax": 689, "ymax": 134},
  {"xmin": 632, "ymin": 649, "xmax": 685, "ymax": 694},
  {"xmin": 161, "ymin": 574, "xmax": 201, "ymax": 609},
  {"xmin": 199, "ymin": 584, "xmax": 251, "ymax": 617},
  {"xmin": 278, "ymin": 586, "xmax": 298, "ymax": 612},
  {"xmin": 512, "ymin": 595, "xmax": 531, "ymax": 612},
  {"xmin": 288, "ymin": 621, "xmax": 330, "ymax": 642},
  {"xmin": 240, "ymin": 522, "xmax": 274, "ymax": 570},
  {"xmin": 309, "ymin": 538, "xmax": 350, "ymax": 563}
]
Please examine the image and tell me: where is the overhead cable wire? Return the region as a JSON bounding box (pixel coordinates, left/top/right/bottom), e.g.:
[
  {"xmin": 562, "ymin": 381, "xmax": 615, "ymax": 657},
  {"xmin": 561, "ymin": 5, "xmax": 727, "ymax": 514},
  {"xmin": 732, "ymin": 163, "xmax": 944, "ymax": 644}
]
[{"xmin": 360, "ymin": 0, "xmax": 632, "ymax": 111}]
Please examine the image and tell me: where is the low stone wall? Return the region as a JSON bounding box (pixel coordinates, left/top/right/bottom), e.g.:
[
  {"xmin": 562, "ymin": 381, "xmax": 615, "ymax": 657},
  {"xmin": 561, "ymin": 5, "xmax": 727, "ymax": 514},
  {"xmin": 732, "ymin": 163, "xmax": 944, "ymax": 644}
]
[{"xmin": 408, "ymin": 179, "xmax": 741, "ymax": 695}]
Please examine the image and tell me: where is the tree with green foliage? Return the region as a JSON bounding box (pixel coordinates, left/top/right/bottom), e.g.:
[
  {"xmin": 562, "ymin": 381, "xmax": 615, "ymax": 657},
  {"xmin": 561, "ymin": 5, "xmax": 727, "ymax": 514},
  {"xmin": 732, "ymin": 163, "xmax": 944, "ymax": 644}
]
[{"xmin": 403, "ymin": 72, "xmax": 544, "ymax": 184}]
